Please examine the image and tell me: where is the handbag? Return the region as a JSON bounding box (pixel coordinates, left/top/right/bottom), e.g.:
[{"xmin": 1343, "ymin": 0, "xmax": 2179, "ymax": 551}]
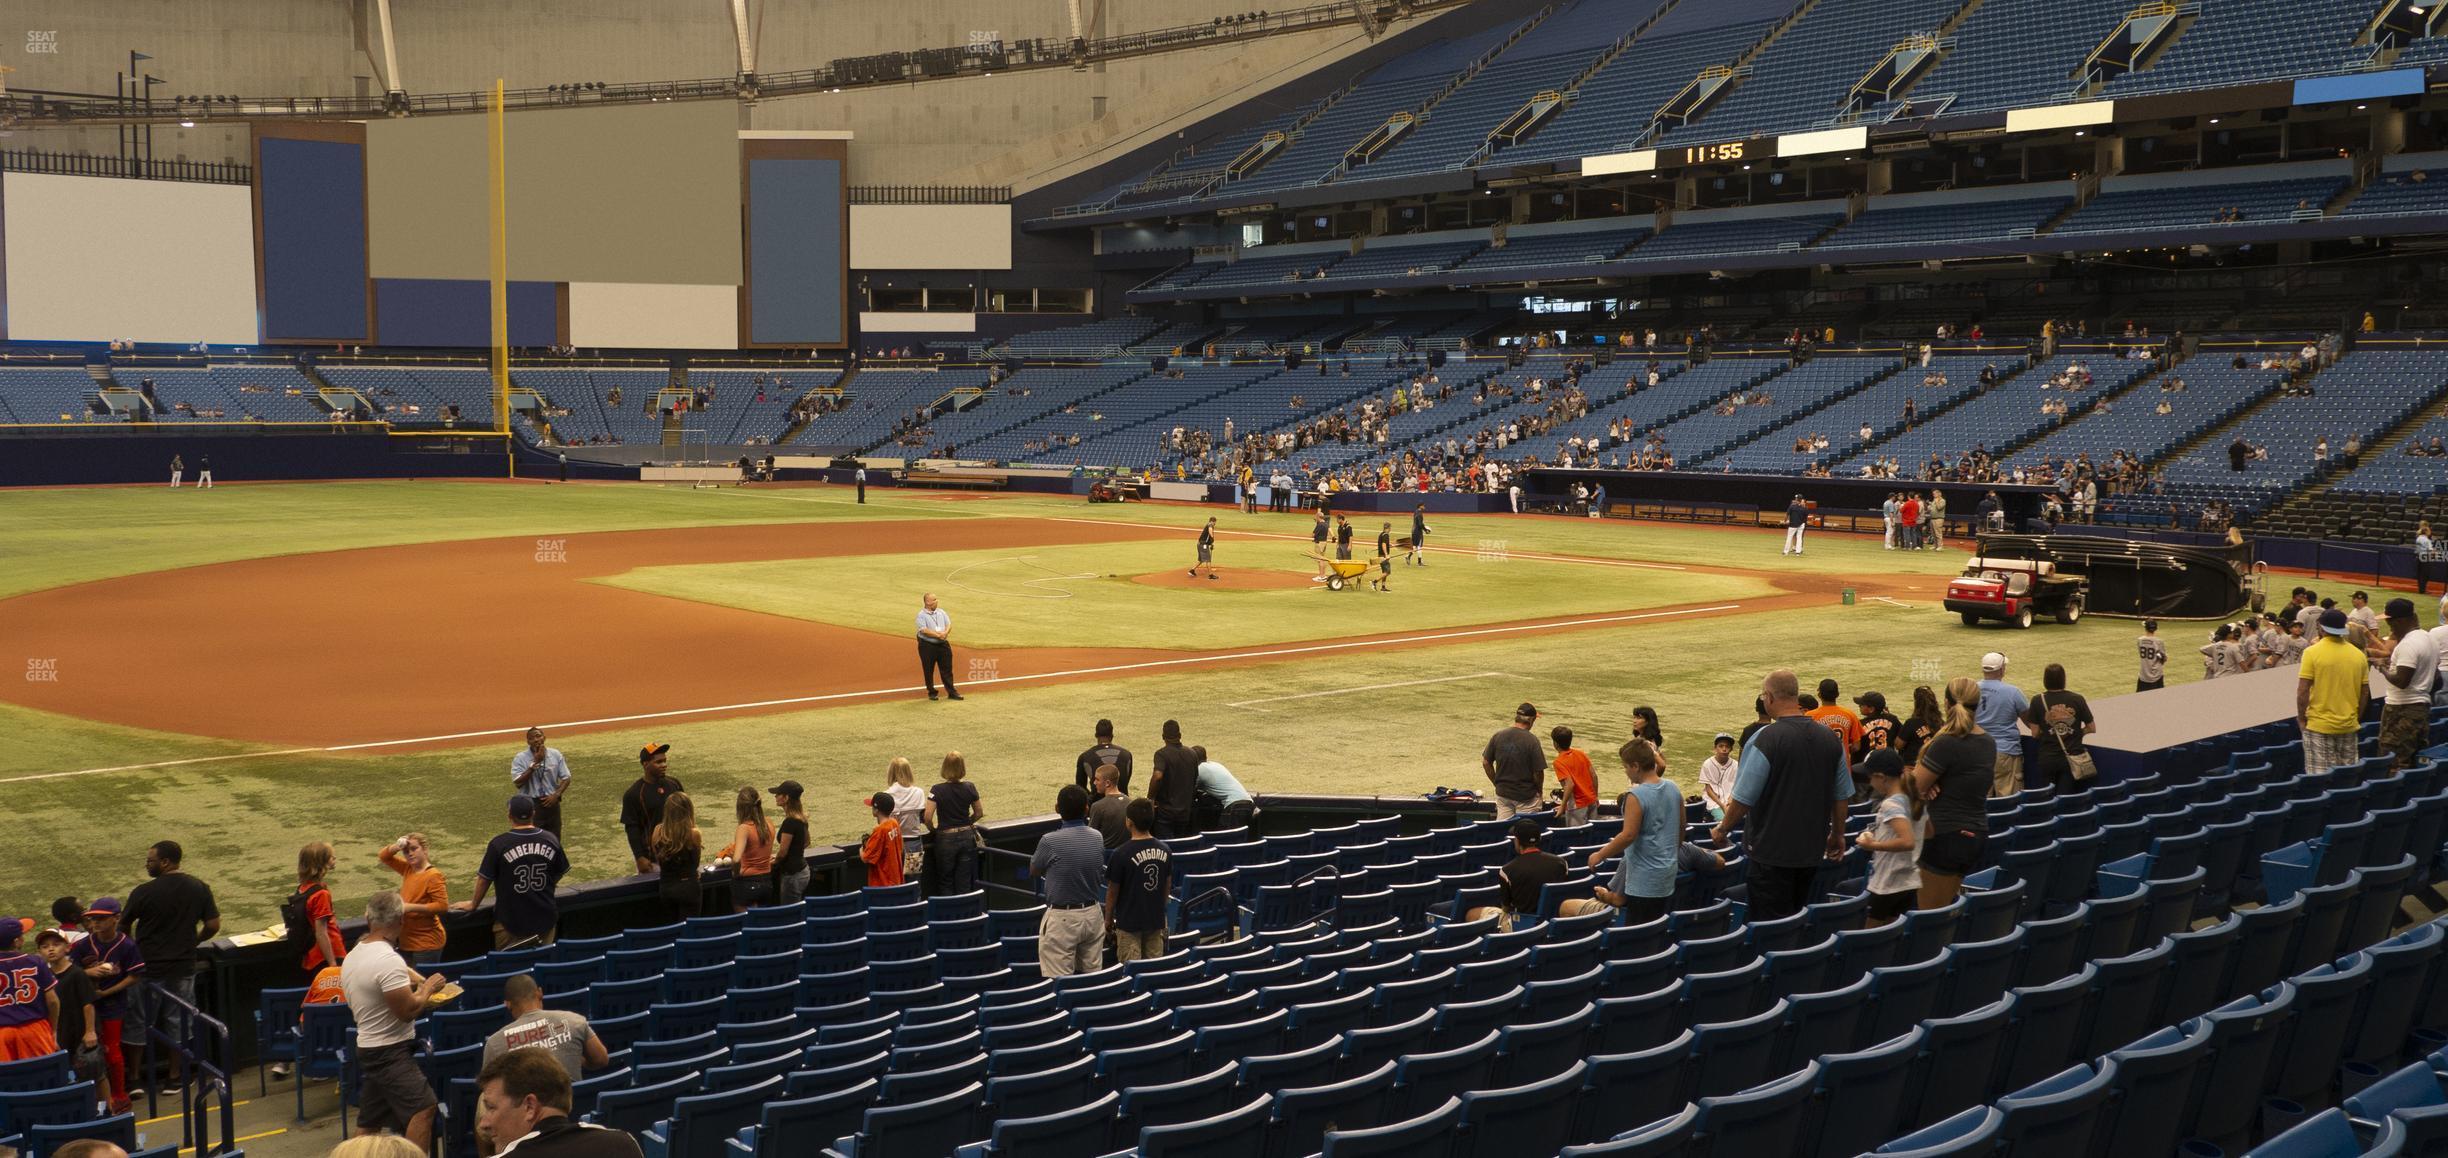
[{"xmin": 2043, "ymin": 693, "xmax": 2097, "ymax": 781}]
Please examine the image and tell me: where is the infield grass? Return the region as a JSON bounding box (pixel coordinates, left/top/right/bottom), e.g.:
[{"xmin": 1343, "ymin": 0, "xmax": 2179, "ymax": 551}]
[{"xmin": 594, "ymin": 538, "xmax": 1777, "ymax": 650}]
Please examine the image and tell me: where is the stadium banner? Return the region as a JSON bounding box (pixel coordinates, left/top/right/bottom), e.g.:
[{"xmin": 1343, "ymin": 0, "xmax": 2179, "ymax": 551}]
[
  {"xmin": 858, "ymin": 311, "xmax": 978, "ymax": 333},
  {"xmin": 2292, "ymin": 68, "xmax": 2423, "ymax": 106},
  {"xmin": 2005, "ymin": 100, "xmax": 2115, "ymax": 134},
  {"xmin": 1775, "ymin": 126, "xmax": 1867, "ymax": 159},
  {"xmin": 568, "ymin": 282, "xmax": 739, "ymax": 349},
  {"xmin": 851, "ymin": 205, "xmax": 1015, "ymax": 271},
  {"xmin": 1579, "ymin": 149, "xmax": 1658, "ymax": 177},
  {"xmin": 743, "ymin": 135, "xmax": 851, "ymax": 348},
  {"xmin": 368, "ymin": 102, "xmax": 742, "ymax": 285},
  {"xmin": 2, "ymin": 172, "xmax": 256, "ymax": 344}
]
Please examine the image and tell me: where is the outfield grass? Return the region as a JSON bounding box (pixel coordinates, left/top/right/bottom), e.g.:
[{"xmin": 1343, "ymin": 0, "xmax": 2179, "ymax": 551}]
[
  {"xmin": 0, "ymin": 479, "xmax": 2424, "ymax": 927},
  {"xmin": 596, "ymin": 538, "xmax": 1777, "ymax": 650}
]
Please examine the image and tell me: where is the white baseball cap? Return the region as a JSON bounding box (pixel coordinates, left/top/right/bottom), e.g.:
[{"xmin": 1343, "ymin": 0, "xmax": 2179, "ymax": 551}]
[{"xmin": 1980, "ymin": 652, "xmax": 2008, "ymax": 671}]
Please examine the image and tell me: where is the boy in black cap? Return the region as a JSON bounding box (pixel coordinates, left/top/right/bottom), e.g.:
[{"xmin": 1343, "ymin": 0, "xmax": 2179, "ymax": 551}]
[
  {"xmin": 1853, "ymin": 691, "xmax": 1900, "ymax": 762},
  {"xmin": 1464, "ymin": 820, "xmax": 1566, "ymax": 931},
  {"xmin": 1370, "ymin": 523, "xmax": 1393, "ymax": 592},
  {"xmin": 620, "ymin": 744, "xmax": 683, "ymax": 875}
]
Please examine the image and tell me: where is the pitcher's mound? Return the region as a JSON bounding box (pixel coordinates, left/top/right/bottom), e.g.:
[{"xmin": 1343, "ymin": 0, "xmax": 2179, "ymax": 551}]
[{"xmin": 1132, "ymin": 568, "xmax": 1318, "ymax": 592}]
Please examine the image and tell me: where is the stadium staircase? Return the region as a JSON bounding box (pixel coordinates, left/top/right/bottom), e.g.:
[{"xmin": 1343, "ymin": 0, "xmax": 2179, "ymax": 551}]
[
  {"xmin": 892, "ymin": 365, "xmax": 1158, "ymax": 459},
  {"xmin": 1654, "ymin": 0, "xmax": 1829, "ymax": 143},
  {"xmin": 1464, "ymin": 0, "xmax": 1685, "ymax": 168},
  {"xmin": 1323, "ymin": 4, "xmax": 1559, "ymax": 184},
  {"xmin": 781, "ymin": 366, "xmax": 858, "ymax": 446}
]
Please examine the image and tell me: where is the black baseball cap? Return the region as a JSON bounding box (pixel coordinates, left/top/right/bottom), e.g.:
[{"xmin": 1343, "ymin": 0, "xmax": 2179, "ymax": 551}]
[
  {"xmin": 2386, "ymin": 597, "xmax": 2418, "ymax": 619},
  {"xmin": 1855, "ymin": 748, "xmax": 1906, "ymax": 780},
  {"xmin": 508, "ymin": 794, "xmax": 537, "ymax": 821},
  {"xmin": 768, "ymin": 780, "xmax": 804, "ymax": 800},
  {"xmin": 1853, "ymin": 690, "xmax": 1887, "ymax": 712},
  {"xmin": 1515, "ymin": 702, "xmax": 1539, "ymax": 721}
]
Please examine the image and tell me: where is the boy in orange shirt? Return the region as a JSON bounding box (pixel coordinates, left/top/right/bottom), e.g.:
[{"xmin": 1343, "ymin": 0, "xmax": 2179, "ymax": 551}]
[
  {"xmin": 860, "ymin": 792, "xmax": 906, "ymax": 888},
  {"xmin": 1552, "ymin": 726, "xmax": 1597, "ymax": 824}
]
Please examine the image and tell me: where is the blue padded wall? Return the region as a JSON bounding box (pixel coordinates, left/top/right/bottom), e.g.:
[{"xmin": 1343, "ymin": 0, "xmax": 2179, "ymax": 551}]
[
  {"xmin": 259, "ymin": 136, "xmax": 370, "ymax": 342},
  {"xmin": 746, "ymin": 157, "xmax": 844, "ymax": 345},
  {"xmin": 373, "ymin": 278, "xmax": 556, "ymax": 348}
]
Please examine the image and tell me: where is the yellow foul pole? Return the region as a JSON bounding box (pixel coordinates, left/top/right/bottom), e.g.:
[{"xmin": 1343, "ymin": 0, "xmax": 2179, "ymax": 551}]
[{"xmin": 489, "ymin": 79, "xmax": 512, "ymax": 476}]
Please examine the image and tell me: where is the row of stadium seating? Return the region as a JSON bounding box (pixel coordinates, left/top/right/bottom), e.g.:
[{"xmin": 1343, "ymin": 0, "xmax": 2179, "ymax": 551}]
[
  {"xmin": 185, "ymin": 707, "xmax": 2448, "ymax": 1158},
  {"xmin": 1070, "ymin": 0, "xmax": 2417, "ymax": 217},
  {"xmin": 1124, "ymin": 161, "xmax": 2446, "ymax": 303}
]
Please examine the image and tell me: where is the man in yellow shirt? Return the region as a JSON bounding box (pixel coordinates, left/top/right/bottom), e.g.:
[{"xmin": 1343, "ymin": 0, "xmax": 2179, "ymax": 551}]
[{"xmin": 2298, "ymin": 608, "xmax": 2371, "ymax": 777}]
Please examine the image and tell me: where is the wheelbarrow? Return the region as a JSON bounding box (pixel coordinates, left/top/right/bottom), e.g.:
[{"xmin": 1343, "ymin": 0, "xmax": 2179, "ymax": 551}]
[{"xmin": 1313, "ymin": 554, "xmax": 1375, "ymax": 591}]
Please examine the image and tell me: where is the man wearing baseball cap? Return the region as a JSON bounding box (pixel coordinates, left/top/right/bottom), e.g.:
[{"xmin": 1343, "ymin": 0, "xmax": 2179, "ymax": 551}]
[
  {"xmin": 0, "ymin": 917, "xmax": 59, "ymax": 1061},
  {"xmin": 457, "ymin": 796, "xmax": 570, "ymax": 950},
  {"xmin": 1482, "ymin": 703, "xmax": 1547, "ymax": 821},
  {"xmin": 2378, "ymin": 597, "xmax": 2439, "ymax": 769},
  {"xmin": 620, "ymin": 744, "xmax": 684, "ymax": 876},
  {"xmin": 1782, "ymin": 495, "xmax": 1809, "ymax": 555},
  {"xmin": 2299, "ymin": 607, "xmax": 2370, "ymax": 777},
  {"xmin": 1975, "ymin": 654, "xmax": 2030, "ymax": 797}
]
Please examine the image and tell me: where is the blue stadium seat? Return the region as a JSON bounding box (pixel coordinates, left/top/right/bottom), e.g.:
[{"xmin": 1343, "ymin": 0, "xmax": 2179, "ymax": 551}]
[
  {"xmin": 1117, "ymin": 1064, "xmax": 1243, "ymax": 1137},
  {"xmin": 641, "ymin": 1075, "xmax": 784, "ymax": 1158},
  {"xmin": 1690, "ymin": 1000, "xmax": 1789, "ymax": 1100},
  {"xmin": 1871, "ymin": 1105, "xmax": 2004, "ymax": 1156},
  {"xmin": 1272, "ymin": 1062, "xmax": 1399, "ymax": 1158},
  {"xmin": 1319, "ymin": 1096, "xmax": 1463, "ymax": 1158},
  {"xmin": 1453, "ymin": 1061, "xmax": 1588, "ymax": 1158},
  {"xmin": 1867, "ymin": 953, "xmax": 1952, "ymax": 1042},
  {"xmin": 1803, "ymin": 1026, "xmax": 1925, "ymax": 1158},
  {"xmin": 1574, "ymin": 1031, "xmax": 1690, "ymax": 1141},
  {"xmin": 1392, "ymin": 1030, "xmax": 1502, "ymax": 1118},
  {"xmin": 1137, "ymin": 1096, "xmax": 1273, "ymax": 1158}
]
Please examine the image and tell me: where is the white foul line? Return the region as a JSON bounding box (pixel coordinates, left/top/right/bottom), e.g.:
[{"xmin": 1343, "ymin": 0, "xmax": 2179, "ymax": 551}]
[
  {"xmin": 1226, "ymin": 671, "xmax": 1526, "ymax": 712},
  {"xmin": 7, "ymin": 603, "xmax": 1741, "ymax": 783}
]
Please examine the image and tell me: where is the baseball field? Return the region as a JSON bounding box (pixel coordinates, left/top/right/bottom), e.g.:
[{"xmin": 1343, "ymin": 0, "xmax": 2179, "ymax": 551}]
[{"xmin": 0, "ymin": 478, "xmax": 2394, "ymax": 927}]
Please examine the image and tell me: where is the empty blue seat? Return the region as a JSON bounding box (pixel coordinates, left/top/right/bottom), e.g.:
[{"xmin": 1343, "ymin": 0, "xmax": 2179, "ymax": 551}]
[
  {"xmin": 1576, "ymin": 1030, "xmax": 1695, "ymax": 1144},
  {"xmin": 1454, "ymin": 1060, "xmax": 1587, "ymax": 1158},
  {"xmin": 721, "ymin": 1077, "xmax": 875, "ymax": 1158},
  {"xmin": 2270, "ymin": 952, "xmax": 2376, "ymax": 1109},
  {"xmin": 640, "ymin": 1075, "xmax": 783, "ymax": 1158},
  {"xmin": 958, "ymin": 1089, "xmax": 1118, "ymax": 1158},
  {"xmin": 1872, "ymin": 1104, "xmax": 2005, "ymax": 1155},
  {"xmin": 1803, "ymin": 1026, "xmax": 1925, "ymax": 1158},
  {"xmin": 1868, "ymin": 953, "xmax": 1953, "ymax": 1042},
  {"xmin": 841, "ymin": 1081, "xmax": 983, "ymax": 1158},
  {"xmin": 1559, "ymin": 1104, "xmax": 1700, "ymax": 1156},
  {"xmin": 1778, "ymin": 975, "xmax": 1871, "ymax": 1074},
  {"xmin": 1118, "ymin": 1064, "xmax": 1242, "ymax": 1137},
  {"xmin": 2242, "ymin": 1106, "xmax": 2364, "ymax": 1158},
  {"xmin": 1135, "ymin": 1091, "xmax": 1272, "ymax": 1155},
  {"xmin": 1998, "ymin": 964, "xmax": 2096, "ymax": 1095},
  {"xmin": 2083, "ymin": 939, "xmax": 2175, "ymax": 1059},
  {"xmin": 1691, "ymin": 999, "xmax": 1789, "ymax": 1100},
  {"xmin": 1273, "ymin": 1061, "xmax": 1399, "ymax": 1155},
  {"xmin": 1393, "ymin": 1031, "xmax": 1501, "ymax": 1118},
  {"xmin": 1320, "ymin": 1096, "xmax": 1462, "ymax": 1158}
]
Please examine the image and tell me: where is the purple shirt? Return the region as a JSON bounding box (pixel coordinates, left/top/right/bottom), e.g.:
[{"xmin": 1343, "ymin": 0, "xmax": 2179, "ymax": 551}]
[
  {"xmin": 73, "ymin": 933, "xmax": 144, "ymax": 1018},
  {"xmin": 0, "ymin": 953, "xmax": 56, "ymax": 1028}
]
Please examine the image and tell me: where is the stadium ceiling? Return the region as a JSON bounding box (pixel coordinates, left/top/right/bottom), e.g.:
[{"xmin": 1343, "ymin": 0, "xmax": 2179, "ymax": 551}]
[{"xmin": 0, "ymin": 0, "xmax": 1471, "ymax": 128}]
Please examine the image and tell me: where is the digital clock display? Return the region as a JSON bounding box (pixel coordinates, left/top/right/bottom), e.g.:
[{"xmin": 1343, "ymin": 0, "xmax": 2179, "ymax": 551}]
[{"xmin": 1679, "ymin": 142, "xmax": 1749, "ymax": 165}]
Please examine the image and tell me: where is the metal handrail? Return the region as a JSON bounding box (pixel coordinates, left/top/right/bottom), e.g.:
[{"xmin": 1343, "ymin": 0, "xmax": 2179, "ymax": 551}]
[{"xmin": 133, "ymin": 985, "xmax": 238, "ymax": 1156}]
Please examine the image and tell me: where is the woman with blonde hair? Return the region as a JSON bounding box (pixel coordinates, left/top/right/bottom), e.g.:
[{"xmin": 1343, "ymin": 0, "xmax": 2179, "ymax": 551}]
[
  {"xmin": 293, "ymin": 841, "xmax": 345, "ymax": 983},
  {"xmin": 885, "ymin": 758, "xmax": 928, "ymax": 881},
  {"xmin": 716, "ymin": 786, "xmax": 775, "ymax": 910},
  {"xmin": 329, "ymin": 1135, "xmax": 425, "ymax": 1158},
  {"xmin": 1907, "ymin": 676, "xmax": 1995, "ymax": 908},
  {"xmin": 650, "ymin": 791, "xmax": 704, "ymax": 920},
  {"xmin": 922, "ymin": 751, "xmax": 985, "ymax": 896}
]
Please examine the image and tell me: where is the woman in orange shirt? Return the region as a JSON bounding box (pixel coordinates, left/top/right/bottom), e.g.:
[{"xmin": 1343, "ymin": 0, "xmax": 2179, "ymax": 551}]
[
  {"xmin": 717, "ymin": 786, "xmax": 775, "ymax": 911},
  {"xmin": 377, "ymin": 834, "xmax": 450, "ymax": 966},
  {"xmin": 860, "ymin": 793, "xmax": 905, "ymax": 888}
]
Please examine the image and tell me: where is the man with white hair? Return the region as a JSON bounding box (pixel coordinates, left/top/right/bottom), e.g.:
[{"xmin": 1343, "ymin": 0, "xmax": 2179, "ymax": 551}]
[{"xmin": 343, "ymin": 890, "xmax": 450, "ymax": 1150}]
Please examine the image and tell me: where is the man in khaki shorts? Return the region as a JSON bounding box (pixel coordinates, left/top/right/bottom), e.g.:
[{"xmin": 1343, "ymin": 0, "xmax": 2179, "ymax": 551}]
[{"xmin": 1976, "ymin": 652, "xmax": 2031, "ymax": 796}]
